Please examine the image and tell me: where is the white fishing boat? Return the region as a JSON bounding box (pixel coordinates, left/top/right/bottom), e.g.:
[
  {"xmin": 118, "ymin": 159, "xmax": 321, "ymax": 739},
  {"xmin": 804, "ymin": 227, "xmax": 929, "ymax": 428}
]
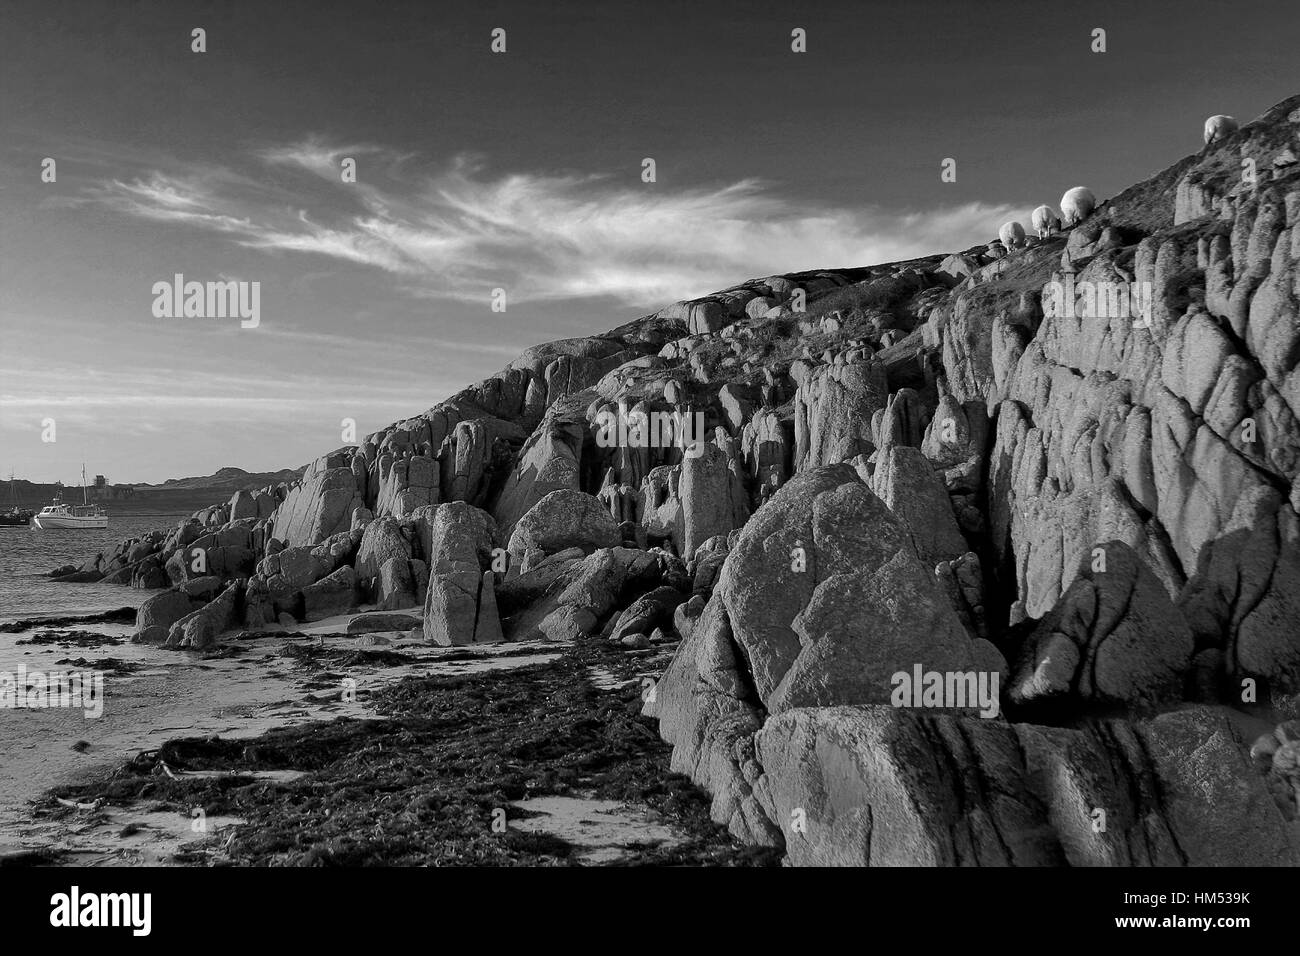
[{"xmin": 32, "ymin": 466, "xmax": 108, "ymax": 529}]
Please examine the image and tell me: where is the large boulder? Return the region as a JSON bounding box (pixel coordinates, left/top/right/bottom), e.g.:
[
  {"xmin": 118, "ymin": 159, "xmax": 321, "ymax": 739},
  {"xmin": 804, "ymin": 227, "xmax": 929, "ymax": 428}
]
[
  {"xmin": 423, "ymin": 502, "xmax": 503, "ymax": 645},
  {"xmin": 272, "ymin": 462, "xmax": 364, "ymax": 547},
  {"xmin": 647, "ymin": 465, "xmax": 992, "ymax": 842},
  {"xmin": 301, "ymin": 565, "xmax": 358, "ymax": 622},
  {"xmin": 507, "ymin": 489, "xmax": 620, "ymax": 559},
  {"xmin": 134, "ymin": 588, "xmax": 199, "ymax": 636},
  {"xmin": 643, "ymin": 594, "xmax": 779, "ymax": 846},
  {"xmin": 165, "ymin": 582, "xmax": 242, "ymax": 650},
  {"xmin": 716, "ymin": 464, "xmax": 981, "ymax": 710},
  {"xmin": 346, "ymin": 611, "xmax": 421, "ymax": 634},
  {"xmin": 608, "ymin": 585, "xmax": 686, "ymax": 642}
]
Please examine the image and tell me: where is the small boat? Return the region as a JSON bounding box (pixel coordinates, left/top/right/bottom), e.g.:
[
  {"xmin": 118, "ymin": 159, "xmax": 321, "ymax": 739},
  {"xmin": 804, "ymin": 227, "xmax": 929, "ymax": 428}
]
[
  {"xmin": 32, "ymin": 465, "xmax": 108, "ymax": 530},
  {"xmin": 0, "ymin": 471, "xmax": 35, "ymax": 526}
]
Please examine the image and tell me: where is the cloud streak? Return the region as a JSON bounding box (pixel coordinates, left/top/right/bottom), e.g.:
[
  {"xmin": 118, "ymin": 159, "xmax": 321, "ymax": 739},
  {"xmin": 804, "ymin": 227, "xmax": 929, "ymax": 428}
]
[{"xmin": 89, "ymin": 142, "xmax": 1027, "ymax": 310}]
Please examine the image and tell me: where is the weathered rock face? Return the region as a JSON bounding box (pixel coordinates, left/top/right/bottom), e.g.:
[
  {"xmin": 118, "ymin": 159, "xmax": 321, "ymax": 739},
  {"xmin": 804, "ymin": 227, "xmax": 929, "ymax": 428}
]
[
  {"xmin": 755, "ymin": 704, "xmax": 1297, "ymax": 867},
  {"xmin": 678, "ymin": 440, "xmax": 749, "ymax": 558},
  {"xmin": 423, "ymin": 502, "xmax": 503, "ymax": 645},
  {"xmin": 1179, "ymin": 485, "xmax": 1300, "ymax": 701},
  {"xmin": 493, "ymin": 411, "xmax": 584, "ymax": 537},
  {"xmin": 741, "ymin": 407, "xmax": 792, "ymax": 496},
  {"xmin": 272, "ymin": 458, "xmax": 364, "ymax": 547},
  {"xmin": 1010, "ymin": 540, "xmax": 1195, "ymax": 710},
  {"xmin": 375, "ymin": 454, "xmax": 438, "ymax": 518},
  {"xmin": 794, "ymin": 363, "xmax": 889, "ymax": 470}
]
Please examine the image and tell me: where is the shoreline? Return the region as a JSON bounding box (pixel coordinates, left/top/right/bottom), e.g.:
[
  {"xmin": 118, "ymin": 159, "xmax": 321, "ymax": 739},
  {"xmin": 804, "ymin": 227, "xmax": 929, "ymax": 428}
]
[{"xmin": 0, "ymin": 608, "xmax": 764, "ymax": 867}]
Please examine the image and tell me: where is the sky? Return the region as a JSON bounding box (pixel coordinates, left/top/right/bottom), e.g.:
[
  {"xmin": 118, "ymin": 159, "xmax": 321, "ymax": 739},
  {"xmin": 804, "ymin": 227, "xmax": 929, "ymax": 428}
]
[{"xmin": 1, "ymin": 0, "xmax": 1296, "ymax": 484}]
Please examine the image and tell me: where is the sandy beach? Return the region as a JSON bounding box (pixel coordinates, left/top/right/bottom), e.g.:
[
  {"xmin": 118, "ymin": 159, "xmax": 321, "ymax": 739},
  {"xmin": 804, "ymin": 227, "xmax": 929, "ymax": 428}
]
[{"xmin": 0, "ymin": 606, "xmax": 762, "ymax": 867}]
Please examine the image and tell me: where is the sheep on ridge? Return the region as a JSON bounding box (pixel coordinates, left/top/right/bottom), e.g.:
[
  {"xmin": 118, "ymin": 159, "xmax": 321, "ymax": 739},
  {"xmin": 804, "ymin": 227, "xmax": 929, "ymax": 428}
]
[
  {"xmin": 1030, "ymin": 205, "xmax": 1061, "ymax": 238},
  {"xmin": 1059, "ymin": 186, "xmax": 1096, "ymax": 227},
  {"xmin": 1203, "ymin": 114, "xmax": 1239, "ymax": 146},
  {"xmin": 998, "ymin": 221, "xmax": 1026, "ymax": 249}
]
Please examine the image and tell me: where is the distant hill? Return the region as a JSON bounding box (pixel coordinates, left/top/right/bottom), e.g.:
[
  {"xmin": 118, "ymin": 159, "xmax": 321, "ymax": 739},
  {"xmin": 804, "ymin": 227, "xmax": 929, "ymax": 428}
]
[{"xmin": 131, "ymin": 465, "xmax": 305, "ymax": 492}]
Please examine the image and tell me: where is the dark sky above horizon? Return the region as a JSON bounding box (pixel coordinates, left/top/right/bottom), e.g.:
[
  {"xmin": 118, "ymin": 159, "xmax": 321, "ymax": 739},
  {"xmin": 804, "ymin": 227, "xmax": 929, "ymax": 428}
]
[{"xmin": 2, "ymin": 0, "xmax": 1297, "ymax": 483}]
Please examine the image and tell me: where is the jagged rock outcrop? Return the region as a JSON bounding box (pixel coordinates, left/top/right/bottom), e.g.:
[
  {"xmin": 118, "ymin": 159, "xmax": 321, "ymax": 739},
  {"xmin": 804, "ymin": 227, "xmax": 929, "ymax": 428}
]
[{"xmin": 66, "ymin": 93, "xmax": 1300, "ymax": 866}]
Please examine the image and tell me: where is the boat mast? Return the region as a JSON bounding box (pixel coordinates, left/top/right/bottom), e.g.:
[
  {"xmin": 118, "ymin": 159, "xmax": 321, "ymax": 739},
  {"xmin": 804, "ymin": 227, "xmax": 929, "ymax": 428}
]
[{"xmin": 82, "ymin": 464, "xmax": 88, "ymax": 505}]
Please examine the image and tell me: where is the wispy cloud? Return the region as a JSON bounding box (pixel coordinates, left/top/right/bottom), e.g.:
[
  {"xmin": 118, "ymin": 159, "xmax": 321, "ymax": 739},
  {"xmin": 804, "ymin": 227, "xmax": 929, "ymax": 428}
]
[
  {"xmin": 87, "ymin": 141, "xmax": 1026, "ymax": 309},
  {"xmin": 251, "ymin": 325, "xmax": 522, "ymax": 357}
]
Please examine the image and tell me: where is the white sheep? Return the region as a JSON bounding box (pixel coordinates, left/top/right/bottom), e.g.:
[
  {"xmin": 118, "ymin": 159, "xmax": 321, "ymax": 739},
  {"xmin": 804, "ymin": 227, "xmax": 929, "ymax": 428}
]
[
  {"xmin": 1203, "ymin": 114, "xmax": 1239, "ymax": 146},
  {"xmin": 1030, "ymin": 205, "xmax": 1061, "ymax": 238},
  {"xmin": 1059, "ymin": 186, "xmax": 1096, "ymax": 227},
  {"xmin": 998, "ymin": 221, "xmax": 1026, "ymax": 249}
]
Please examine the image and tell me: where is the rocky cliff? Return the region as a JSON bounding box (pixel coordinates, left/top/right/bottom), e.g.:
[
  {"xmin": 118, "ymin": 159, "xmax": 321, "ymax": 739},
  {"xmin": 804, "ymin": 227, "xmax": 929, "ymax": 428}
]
[{"xmin": 66, "ymin": 94, "xmax": 1300, "ymax": 865}]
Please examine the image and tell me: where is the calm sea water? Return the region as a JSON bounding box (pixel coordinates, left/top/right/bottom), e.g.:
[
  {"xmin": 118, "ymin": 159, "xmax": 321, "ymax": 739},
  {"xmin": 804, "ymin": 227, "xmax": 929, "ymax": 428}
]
[{"xmin": 0, "ymin": 515, "xmax": 186, "ymax": 623}]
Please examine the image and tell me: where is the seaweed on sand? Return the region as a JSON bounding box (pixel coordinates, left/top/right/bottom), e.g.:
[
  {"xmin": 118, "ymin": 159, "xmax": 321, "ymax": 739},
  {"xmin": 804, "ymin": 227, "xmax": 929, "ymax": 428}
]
[{"xmin": 49, "ymin": 639, "xmax": 782, "ymax": 867}]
